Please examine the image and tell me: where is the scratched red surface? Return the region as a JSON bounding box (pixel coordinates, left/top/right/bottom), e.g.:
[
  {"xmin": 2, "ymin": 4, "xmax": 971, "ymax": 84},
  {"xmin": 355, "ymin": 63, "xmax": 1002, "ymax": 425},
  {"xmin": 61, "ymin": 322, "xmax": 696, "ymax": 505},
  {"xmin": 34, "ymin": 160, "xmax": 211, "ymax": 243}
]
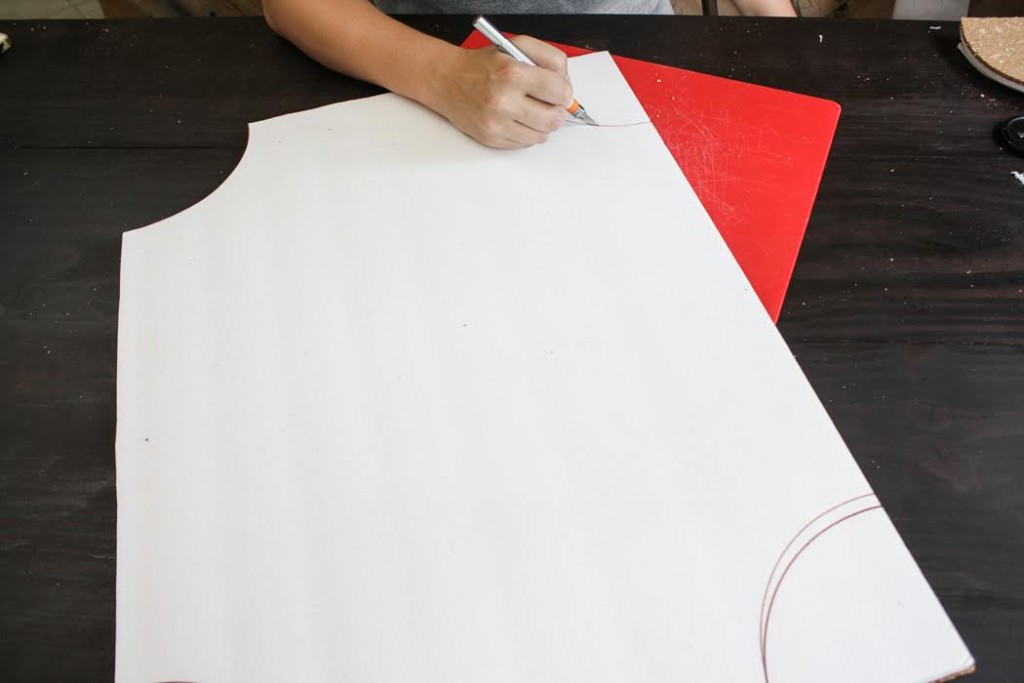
[{"xmin": 462, "ymin": 33, "xmax": 841, "ymax": 322}]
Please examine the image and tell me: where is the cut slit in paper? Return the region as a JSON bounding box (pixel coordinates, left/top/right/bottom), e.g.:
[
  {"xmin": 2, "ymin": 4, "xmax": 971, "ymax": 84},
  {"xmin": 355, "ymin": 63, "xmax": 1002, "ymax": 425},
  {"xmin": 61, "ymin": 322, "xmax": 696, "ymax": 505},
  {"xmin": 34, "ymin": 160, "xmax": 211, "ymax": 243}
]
[
  {"xmin": 565, "ymin": 118, "xmax": 652, "ymax": 128},
  {"xmin": 115, "ymin": 52, "xmax": 973, "ymax": 683},
  {"xmin": 560, "ymin": 51, "xmax": 653, "ymax": 127}
]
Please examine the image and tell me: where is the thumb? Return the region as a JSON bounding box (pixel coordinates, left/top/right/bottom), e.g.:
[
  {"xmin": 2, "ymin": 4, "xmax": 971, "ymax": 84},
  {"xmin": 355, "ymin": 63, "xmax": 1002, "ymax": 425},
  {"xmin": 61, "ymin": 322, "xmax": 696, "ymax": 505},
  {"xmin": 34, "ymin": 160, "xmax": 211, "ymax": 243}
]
[{"xmin": 509, "ymin": 34, "xmax": 569, "ymax": 79}]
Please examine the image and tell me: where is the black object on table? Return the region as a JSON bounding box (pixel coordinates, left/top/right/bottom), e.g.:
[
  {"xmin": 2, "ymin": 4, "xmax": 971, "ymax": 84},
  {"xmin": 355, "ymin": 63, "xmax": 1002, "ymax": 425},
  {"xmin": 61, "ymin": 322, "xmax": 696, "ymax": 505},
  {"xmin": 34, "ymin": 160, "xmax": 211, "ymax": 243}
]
[
  {"xmin": 1, "ymin": 15, "xmax": 1022, "ymax": 681},
  {"xmin": 1001, "ymin": 115, "xmax": 1024, "ymax": 156}
]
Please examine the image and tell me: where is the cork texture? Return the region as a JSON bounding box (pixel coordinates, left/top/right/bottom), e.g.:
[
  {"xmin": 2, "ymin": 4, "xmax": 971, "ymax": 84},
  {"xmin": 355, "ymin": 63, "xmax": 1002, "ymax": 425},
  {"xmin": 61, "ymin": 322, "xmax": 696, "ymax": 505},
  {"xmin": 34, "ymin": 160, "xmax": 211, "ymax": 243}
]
[{"xmin": 961, "ymin": 17, "xmax": 1024, "ymax": 87}]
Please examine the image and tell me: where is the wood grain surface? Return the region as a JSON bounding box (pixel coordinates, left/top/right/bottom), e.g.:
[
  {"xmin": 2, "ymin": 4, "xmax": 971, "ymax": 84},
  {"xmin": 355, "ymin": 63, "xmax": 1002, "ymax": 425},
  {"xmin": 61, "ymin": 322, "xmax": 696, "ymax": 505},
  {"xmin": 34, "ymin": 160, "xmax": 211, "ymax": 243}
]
[{"xmin": 1, "ymin": 15, "xmax": 1021, "ymax": 682}]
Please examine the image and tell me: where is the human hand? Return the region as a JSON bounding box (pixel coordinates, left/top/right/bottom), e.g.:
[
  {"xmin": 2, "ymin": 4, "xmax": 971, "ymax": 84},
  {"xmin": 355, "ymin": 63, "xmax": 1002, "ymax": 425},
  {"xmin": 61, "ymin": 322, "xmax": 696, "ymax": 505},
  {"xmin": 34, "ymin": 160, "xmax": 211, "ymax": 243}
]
[{"xmin": 429, "ymin": 36, "xmax": 574, "ymax": 149}]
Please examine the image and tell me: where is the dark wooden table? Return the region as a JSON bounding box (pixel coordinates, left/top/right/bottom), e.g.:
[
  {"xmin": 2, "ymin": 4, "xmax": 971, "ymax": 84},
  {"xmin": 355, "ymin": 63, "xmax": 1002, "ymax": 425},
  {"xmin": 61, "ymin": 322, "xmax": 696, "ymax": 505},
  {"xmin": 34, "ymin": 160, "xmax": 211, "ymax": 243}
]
[{"xmin": 2, "ymin": 15, "xmax": 1022, "ymax": 682}]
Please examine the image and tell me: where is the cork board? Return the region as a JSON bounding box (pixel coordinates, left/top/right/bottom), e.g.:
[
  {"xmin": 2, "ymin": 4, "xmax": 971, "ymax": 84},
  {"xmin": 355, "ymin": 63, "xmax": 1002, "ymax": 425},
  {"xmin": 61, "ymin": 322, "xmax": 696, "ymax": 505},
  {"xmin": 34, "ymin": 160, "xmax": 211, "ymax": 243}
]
[{"xmin": 960, "ymin": 17, "xmax": 1024, "ymax": 91}]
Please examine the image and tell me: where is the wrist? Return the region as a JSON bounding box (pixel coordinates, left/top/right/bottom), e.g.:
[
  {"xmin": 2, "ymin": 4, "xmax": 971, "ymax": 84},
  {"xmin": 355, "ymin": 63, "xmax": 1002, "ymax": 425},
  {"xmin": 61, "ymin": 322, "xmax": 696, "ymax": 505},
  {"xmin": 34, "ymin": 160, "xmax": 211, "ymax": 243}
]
[{"xmin": 410, "ymin": 41, "xmax": 464, "ymax": 115}]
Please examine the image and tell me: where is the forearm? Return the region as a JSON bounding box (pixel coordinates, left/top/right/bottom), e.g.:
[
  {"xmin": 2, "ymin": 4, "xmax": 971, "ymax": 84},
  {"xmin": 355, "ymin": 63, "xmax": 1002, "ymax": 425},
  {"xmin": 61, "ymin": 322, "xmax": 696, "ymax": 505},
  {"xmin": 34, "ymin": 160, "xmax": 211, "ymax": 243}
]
[
  {"xmin": 733, "ymin": 0, "xmax": 797, "ymax": 16},
  {"xmin": 263, "ymin": 0, "xmax": 571, "ymax": 149},
  {"xmin": 263, "ymin": 0, "xmax": 459, "ymax": 112}
]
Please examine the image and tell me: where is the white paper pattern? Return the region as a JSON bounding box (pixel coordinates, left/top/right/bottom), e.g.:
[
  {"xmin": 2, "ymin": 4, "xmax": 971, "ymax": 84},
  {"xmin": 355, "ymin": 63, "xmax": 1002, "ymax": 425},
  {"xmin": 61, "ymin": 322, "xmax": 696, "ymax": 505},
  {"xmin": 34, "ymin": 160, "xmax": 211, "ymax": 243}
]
[{"xmin": 116, "ymin": 52, "xmax": 972, "ymax": 683}]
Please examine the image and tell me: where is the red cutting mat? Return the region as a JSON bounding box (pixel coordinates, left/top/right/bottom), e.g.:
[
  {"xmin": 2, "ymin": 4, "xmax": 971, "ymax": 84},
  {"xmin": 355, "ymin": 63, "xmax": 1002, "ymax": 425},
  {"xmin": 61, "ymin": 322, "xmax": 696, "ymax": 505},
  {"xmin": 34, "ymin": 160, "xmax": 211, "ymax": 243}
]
[{"xmin": 462, "ymin": 33, "xmax": 841, "ymax": 322}]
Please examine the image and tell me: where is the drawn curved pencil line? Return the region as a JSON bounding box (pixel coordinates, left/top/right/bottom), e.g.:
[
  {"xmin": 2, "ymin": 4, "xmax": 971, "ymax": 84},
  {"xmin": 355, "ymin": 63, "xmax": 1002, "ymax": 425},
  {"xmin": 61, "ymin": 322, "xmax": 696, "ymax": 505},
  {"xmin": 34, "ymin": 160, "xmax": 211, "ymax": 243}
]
[
  {"xmin": 759, "ymin": 495, "xmax": 882, "ymax": 683},
  {"xmin": 758, "ymin": 493, "xmax": 877, "ymax": 654}
]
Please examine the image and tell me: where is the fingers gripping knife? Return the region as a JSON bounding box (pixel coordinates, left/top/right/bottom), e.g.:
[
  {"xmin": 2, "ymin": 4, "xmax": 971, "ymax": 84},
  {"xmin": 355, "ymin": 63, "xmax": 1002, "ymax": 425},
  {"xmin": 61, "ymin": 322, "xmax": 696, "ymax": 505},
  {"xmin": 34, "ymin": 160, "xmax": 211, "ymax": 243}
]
[{"xmin": 472, "ymin": 15, "xmax": 598, "ymax": 126}]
